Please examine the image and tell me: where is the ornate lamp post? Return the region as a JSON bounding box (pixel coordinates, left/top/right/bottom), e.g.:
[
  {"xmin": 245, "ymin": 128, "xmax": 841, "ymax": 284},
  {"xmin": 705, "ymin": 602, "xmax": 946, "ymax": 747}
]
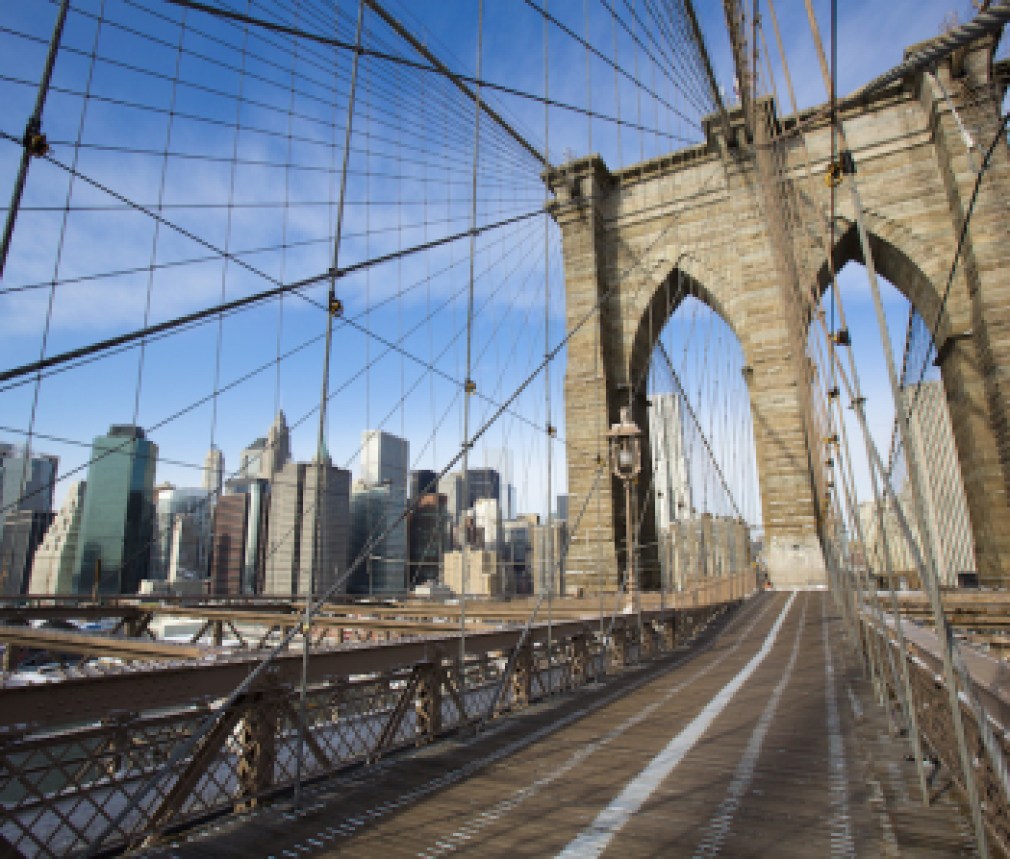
[{"xmin": 607, "ymin": 406, "xmax": 642, "ymax": 610}]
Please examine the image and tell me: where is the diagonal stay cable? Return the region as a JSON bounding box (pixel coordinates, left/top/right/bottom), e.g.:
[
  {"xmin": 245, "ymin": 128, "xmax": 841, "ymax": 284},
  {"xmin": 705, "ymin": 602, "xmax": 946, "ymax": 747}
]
[
  {"xmin": 161, "ymin": 0, "xmax": 693, "ymax": 147},
  {"xmin": 656, "ymin": 341, "xmax": 743, "ymax": 520},
  {"xmin": 0, "ymin": 133, "xmax": 544, "ymax": 385},
  {"xmin": 522, "ymin": 0, "xmax": 698, "ymax": 129},
  {"xmin": 86, "ymin": 152, "xmax": 734, "ymax": 854}
]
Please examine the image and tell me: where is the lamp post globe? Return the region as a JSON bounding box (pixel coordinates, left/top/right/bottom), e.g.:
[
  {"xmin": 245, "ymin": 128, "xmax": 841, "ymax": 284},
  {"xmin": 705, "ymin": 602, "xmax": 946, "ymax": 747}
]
[{"xmin": 607, "ymin": 406, "xmax": 642, "ymax": 606}]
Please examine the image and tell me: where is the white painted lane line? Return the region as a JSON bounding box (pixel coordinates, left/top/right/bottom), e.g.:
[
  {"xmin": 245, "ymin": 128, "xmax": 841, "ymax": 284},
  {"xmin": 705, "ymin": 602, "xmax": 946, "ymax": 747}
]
[
  {"xmin": 692, "ymin": 595, "xmax": 808, "ymax": 858},
  {"xmin": 408, "ymin": 597, "xmax": 784, "ymax": 858},
  {"xmin": 556, "ymin": 591, "xmax": 798, "ymax": 859},
  {"xmin": 823, "ymin": 597, "xmax": 855, "ymax": 858}
]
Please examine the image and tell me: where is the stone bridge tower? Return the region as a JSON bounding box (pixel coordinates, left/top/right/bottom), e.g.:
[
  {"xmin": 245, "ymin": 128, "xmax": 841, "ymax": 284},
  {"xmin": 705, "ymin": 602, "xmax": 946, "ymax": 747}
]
[{"xmin": 546, "ymin": 34, "xmax": 1010, "ymax": 591}]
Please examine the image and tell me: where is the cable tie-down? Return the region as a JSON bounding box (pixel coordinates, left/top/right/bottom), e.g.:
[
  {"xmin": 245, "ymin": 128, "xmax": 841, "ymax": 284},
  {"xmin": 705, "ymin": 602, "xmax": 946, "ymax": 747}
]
[
  {"xmin": 23, "ymin": 119, "xmax": 49, "ymax": 158},
  {"xmin": 547, "ymin": 424, "xmax": 556, "ymax": 438},
  {"xmin": 829, "ymin": 329, "xmax": 850, "ymax": 346},
  {"xmin": 824, "ymin": 151, "xmax": 855, "ymax": 187}
]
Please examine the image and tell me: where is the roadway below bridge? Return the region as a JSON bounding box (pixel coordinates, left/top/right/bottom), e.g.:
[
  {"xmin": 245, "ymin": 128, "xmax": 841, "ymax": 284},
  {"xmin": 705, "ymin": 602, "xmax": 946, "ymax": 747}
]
[{"xmin": 156, "ymin": 592, "xmax": 978, "ymax": 858}]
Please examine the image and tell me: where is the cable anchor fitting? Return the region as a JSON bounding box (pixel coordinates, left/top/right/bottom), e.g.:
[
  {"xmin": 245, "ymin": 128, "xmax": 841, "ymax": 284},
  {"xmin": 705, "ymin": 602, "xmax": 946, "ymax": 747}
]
[
  {"xmin": 829, "ymin": 329, "xmax": 851, "ymax": 347},
  {"xmin": 328, "ymin": 297, "xmax": 343, "ymax": 317},
  {"xmin": 824, "ymin": 151, "xmax": 855, "ymax": 187},
  {"xmin": 23, "ymin": 118, "xmax": 49, "ymax": 158},
  {"xmin": 464, "ymin": 378, "xmax": 476, "ymax": 395}
]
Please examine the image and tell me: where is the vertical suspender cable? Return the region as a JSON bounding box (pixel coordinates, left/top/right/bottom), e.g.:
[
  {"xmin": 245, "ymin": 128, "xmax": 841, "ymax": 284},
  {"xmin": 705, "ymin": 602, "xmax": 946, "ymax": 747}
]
[
  {"xmin": 611, "ymin": 4, "xmax": 623, "ymax": 166},
  {"xmin": 276, "ymin": 0, "xmax": 303, "ymax": 418},
  {"xmin": 803, "ymin": 2, "xmax": 990, "ymax": 848},
  {"xmin": 460, "ymin": 0, "xmax": 485, "ymax": 707},
  {"xmin": 766, "ymin": 0, "xmax": 918, "ymax": 756},
  {"xmin": 585, "ymin": 0, "xmax": 604, "ymax": 636},
  {"xmin": 296, "ymin": 0, "xmax": 365, "ymax": 811},
  {"xmin": 209, "ymin": 2, "xmax": 248, "ymax": 483},
  {"xmin": 134, "ymin": 14, "xmax": 189, "ymax": 427},
  {"xmin": 584, "ymin": 0, "xmax": 593, "ymax": 153},
  {"xmin": 544, "ymin": 0, "xmax": 555, "ymax": 696}
]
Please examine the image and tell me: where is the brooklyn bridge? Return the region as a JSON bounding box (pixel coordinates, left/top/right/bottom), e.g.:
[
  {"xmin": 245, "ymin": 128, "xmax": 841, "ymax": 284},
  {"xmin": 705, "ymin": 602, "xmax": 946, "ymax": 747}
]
[{"xmin": 1, "ymin": 0, "xmax": 1009, "ymax": 855}]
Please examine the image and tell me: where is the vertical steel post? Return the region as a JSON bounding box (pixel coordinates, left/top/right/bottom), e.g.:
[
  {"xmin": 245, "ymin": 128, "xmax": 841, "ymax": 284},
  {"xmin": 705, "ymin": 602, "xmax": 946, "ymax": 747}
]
[
  {"xmin": 296, "ymin": 0, "xmax": 365, "ymax": 810},
  {"xmin": 459, "ymin": 0, "xmax": 485, "ymax": 708}
]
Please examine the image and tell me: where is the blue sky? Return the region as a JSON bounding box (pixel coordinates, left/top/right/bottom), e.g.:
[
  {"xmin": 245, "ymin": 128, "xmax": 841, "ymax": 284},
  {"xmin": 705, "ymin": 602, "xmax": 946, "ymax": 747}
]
[{"xmin": 0, "ymin": 0, "xmax": 998, "ymax": 526}]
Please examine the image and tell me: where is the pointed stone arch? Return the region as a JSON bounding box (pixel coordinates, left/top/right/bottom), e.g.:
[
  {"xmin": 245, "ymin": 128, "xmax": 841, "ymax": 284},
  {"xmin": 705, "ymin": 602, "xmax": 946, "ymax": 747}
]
[
  {"xmin": 813, "ymin": 212, "xmax": 1010, "ymax": 583},
  {"xmin": 545, "ymin": 34, "xmax": 1010, "ymax": 590}
]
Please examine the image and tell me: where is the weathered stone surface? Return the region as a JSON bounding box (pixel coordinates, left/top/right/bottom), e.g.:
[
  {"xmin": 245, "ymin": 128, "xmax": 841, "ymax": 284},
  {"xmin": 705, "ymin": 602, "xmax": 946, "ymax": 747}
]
[{"xmin": 546, "ymin": 37, "xmax": 1010, "ymax": 590}]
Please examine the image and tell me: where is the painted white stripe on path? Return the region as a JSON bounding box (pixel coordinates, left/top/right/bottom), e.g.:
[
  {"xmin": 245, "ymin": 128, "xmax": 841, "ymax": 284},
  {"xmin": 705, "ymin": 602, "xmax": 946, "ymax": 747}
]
[
  {"xmin": 556, "ymin": 591, "xmax": 798, "ymax": 859},
  {"xmin": 823, "ymin": 596, "xmax": 855, "ymax": 857},
  {"xmin": 692, "ymin": 594, "xmax": 808, "ymax": 858},
  {"xmin": 412, "ymin": 597, "xmax": 782, "ymax": 858}
]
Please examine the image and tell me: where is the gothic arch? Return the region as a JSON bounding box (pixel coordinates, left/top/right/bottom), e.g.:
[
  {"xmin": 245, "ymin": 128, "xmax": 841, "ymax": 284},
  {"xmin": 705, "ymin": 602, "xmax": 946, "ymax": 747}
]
[
  {"xmin": 813, "ymin": 212, "xmax": 956, "ymax": 347},
  {"xmin": 628, "ymin": 252, "xmax": 751, "ymax": 394}
]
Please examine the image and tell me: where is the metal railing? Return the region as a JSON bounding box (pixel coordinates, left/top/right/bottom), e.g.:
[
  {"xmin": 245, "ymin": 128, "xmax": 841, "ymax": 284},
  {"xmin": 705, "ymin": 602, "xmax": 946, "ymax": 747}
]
[{"xmin": 0, "ymin": 573, "xmax": 753, "ymax": 856}]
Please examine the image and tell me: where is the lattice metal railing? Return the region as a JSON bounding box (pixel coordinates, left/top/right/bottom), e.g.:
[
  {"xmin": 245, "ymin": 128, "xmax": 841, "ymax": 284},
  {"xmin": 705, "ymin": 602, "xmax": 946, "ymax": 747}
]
[
  {"xmin": 862, "ymin": 616, "xmax": 1010, "ymax": 855},
  {"xmin": 0, "ymin": 597, "xmax": 738, "ymax": 856}
]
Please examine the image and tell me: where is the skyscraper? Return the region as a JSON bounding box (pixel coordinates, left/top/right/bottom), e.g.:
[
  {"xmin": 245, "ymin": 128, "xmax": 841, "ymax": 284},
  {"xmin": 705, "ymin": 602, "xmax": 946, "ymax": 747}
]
[
  {"xmin": 0, "ymin": 444, "xmax": 58, "ymax": 593},
  {"xmin": 238, "ymin": 438, "xmax": 267, "ymax": 480},
  {"xmin": 151, "ymin": 484, "xmax": 211, "ymax": 580},
  {"xmin": 28, "ymin": 479, "xmax": 85, "ymax": 594},
  {"xmin": 203, "ymin": 446, "xmax": 224, "ymax": 496},
  {"xmin": 29, "ymin": 481, "xmax": 86, "ymax": 595},
  {"xmin": 410, "ymin": 469, "xmax": 439, "ymax": 499},
  {"xmin": 531, "ymin": 520, "xmax": 566, "ymax": 596},
  {"xmin": 263, "ymin": 410, "xmax": 291, "ymax": 479},
  {"xmin": 473, "ymin": 497, "xmax": 501, "ymax": 551},
  {"xmin": 902, "ymin": 381, "xmax": 976, "ymax": 585},
  {"xmin": 465, "ymin": 468, "xmax": 500, "ymax": 511},
  {"xmin": 501, "ymin": 518, "xmax": 532, "ymax": 594},
  {"xmin": 483, "ymin": 448, "xmax": 514, "ymax": 519},
  {"xmin": 73, "ymin": 425, "xmax": 158, "ymax": 595},
  {"xmin": 361, "ymin": 429, "xmax": 409, "ymax": 493},
  {"xmin": 439, "ymin": 472, "xmax": 464, "ymax": 531},
  {"xmin": 649, "ymin": 392, "xmax": 692, "ymax": 531},
  {"xmin": 348, "ymin": 430, "xmax": 409, "ymax": 595},
  {"xmin": 407, "ymin": 493, "xmax": 448, "ymax": 587},
  {"xmin": 0, "ymin": 510, "xmax": 54, "ymax": 595},
  {"xmin": 263, "ymin": 459, "xmax": 350, "ymax": 596},
  {"xmin": 210, "ymin": 493, "xmax": 250, "ymax": 596},
  {"xmin": 348, "ymin": 481, "xmax": 408, "ymax": 594},
  {"xmin": 238, "ymin": 411, "xmax": 291, "ymax": 482}
]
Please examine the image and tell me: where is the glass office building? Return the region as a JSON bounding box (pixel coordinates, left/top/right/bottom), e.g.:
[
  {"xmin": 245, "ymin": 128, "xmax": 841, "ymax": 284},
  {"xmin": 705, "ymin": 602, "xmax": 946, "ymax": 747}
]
[{"xmin": 73, "ymin": 425, "xmax": 158, "ymax": 595}]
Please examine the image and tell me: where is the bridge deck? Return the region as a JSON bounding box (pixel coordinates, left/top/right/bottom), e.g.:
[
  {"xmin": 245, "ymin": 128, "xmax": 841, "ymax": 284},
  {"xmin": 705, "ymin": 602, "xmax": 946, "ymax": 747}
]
[{"xmin": 158, "ymin": 593, "xmax": 978, "ymax": 857}]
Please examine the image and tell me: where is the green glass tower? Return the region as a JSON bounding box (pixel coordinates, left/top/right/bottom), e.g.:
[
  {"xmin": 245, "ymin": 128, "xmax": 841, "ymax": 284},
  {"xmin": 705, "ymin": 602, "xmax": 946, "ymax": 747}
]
[{"xmin": 73, "ymin": 425, "xmax": 158, "ymax": 595}]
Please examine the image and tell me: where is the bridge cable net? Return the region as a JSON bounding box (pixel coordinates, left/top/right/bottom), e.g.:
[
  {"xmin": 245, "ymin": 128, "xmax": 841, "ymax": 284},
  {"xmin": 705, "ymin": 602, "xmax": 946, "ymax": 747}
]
[
  {"xmin": 751, "ymin": 0, "xmax": 1010, "ymax": 851},
  {"xmin": 0, "ymin": 0, "xmax": 731, "ymax": 854},
  {"xmin": 646, "ymin": 299, "xmax": 761, "ymax": 597}
]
